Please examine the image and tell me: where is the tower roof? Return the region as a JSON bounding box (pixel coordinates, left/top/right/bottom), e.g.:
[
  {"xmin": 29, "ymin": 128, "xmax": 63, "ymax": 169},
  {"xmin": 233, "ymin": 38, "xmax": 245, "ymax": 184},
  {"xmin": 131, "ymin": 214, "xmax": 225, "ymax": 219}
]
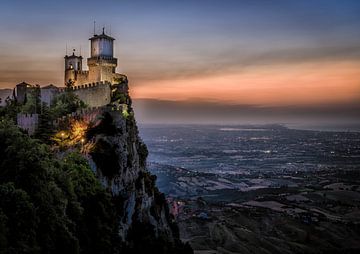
[
  {"xmin": 89, "ymin": 29, "xmax": 115, "ymax": 41},
  {"xmin": 64, "ymin": 51, "xmax": 83, "ymax": 59},
  {"xmin": 17, "ymin": 81, "xmax": 31, "ymax": 87},
  {"xmin": 42, "ymin": 84, "xmax": 59, "ymax": 90}
]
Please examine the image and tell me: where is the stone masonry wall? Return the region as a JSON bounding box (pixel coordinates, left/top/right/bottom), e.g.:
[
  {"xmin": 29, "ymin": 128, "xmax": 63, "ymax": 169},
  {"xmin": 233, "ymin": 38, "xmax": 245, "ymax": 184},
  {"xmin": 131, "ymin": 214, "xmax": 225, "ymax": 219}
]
[
  {"xmin": 17, "ymin": 113, "xmax": 39, "ymax": 135},
  {"xmin": 60, "ymin": 81, "xmax": 111, "ymax": 108}
]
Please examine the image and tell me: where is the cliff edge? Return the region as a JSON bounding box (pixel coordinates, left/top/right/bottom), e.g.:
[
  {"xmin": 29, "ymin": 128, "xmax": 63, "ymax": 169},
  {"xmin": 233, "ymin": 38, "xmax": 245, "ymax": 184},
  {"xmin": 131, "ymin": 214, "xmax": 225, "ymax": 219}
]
[
  {"xmin": 0, "ymin": 78, "xmax": 192, "ymax": 254},
  {"xmin": 79, "ymin": 80, "xmax": 192, "ymax": 253}
]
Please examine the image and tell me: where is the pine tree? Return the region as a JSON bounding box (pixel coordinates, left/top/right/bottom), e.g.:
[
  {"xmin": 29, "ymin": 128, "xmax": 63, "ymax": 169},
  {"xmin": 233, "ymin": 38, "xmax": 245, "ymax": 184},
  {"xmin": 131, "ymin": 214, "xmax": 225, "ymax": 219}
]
[{"xmin": 34, "ymin": 103, "xmax": 55, "ymax": 143}]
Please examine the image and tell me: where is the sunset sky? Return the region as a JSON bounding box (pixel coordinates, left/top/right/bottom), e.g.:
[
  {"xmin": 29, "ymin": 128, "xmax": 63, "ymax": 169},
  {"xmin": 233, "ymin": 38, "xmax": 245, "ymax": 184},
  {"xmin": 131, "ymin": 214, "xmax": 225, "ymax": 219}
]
[{"xmin": 1, "ymin": 0, "xmax": 360, "ymax": 125}]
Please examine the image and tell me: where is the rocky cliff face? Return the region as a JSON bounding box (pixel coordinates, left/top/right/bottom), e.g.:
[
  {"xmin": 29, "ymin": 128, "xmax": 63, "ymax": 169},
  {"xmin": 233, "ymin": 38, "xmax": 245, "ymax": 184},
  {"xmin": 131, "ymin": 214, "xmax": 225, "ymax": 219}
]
[{"xmin": 82, "ymin": 81, "xmax": 192, "ymax": 253}]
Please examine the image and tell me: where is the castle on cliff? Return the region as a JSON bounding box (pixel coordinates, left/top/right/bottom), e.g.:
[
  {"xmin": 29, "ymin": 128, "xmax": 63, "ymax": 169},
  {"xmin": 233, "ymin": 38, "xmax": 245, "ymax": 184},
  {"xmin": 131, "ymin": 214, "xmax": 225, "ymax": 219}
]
[
  {"xmin": 64, "ymin": 28, "xmax": 124, "ymax": 86},
  {"xmin": 14, "ymin": 30, "xmax": 128, "ymax": 134},
  {"xmin": 15, "ymin": 29, "xmax": 127, "ymax": 108}
]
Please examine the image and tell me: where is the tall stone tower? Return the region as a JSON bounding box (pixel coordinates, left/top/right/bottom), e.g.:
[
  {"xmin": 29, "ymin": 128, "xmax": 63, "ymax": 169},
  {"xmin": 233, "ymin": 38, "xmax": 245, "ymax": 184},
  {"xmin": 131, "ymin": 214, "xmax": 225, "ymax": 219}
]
[
  {"xmin": 64, "ymin": 50, "xmax": 83, "ymax": 86},
  {"xmin": 87, "ymin": 28, "xmax": 118, "ymax": 83},
  {"xmin": 64, "ymin": 28, "xmax": 123, "ymax": 86}
]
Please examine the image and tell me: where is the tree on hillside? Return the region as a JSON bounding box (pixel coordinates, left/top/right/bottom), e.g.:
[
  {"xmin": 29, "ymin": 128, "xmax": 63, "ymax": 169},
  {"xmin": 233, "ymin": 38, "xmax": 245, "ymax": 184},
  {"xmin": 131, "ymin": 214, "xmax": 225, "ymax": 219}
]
[
  {"xmin": 0, "ymin": 120, "xmax": 120, "ymax": 254},
  {"xmin": 21, "ymin": 86, "xmax": 41, "ymax": 114},
  {"xmin": 34, "ymin": 103, "xmax": 55, "ymax": 143},
  {"xmin": 0, "ymin": 98, "xmax": 20, "ymax": 123},
  {"xmin": 50, "ymin": 91, "xmax": 87, "ymax": 119}
]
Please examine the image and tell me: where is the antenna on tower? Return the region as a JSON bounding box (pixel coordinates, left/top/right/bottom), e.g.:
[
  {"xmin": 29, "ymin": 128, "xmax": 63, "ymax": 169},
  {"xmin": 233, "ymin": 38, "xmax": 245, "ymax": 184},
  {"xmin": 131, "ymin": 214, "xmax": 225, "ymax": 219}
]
[
  {"xmin": 66, "ymin": 43, "xmax": 68, "ymax": 55},
  {"xmin": 80, "ymin": 45, "xmax": 82, "ymax": 56},
  {"xmin": 93, "ymin": 20, "xmax": 96, "ymax": 35}
]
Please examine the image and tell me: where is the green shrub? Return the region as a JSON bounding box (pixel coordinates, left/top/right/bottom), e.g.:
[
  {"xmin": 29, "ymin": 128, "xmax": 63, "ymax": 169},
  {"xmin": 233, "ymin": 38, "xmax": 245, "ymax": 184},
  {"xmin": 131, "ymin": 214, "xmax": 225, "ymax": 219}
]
[{"xmin": 0, "ymin": 120, "xmax": 121, "ymax": 254}]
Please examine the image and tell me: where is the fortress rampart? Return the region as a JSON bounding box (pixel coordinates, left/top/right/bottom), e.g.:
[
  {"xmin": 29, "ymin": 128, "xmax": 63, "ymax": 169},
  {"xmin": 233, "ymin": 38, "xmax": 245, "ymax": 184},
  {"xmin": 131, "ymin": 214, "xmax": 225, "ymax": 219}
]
[
  {"xmin": 15, "ymin": 30, "xmax": 130, "ymax": 135},
  {"xmin": 74, "ymin": 70, "xmax": 89, "ymax": 85},
  {"xmin": 17, "ymin": 113, "xmax": 39, "ymax": 135},
  {"xmin": 74, "ymin": 70, "xmax": 89, "ymax": 75},
  {"xmin": 16, "ymin": 80, "xmax": 129, "ymax": 135},
  {"xmin": 53, "ymin": 107, "xmax": 105, "ymax": 128},
  {"xmin": 53, "ymin": 104, "xmax": 127, "ymax": 130},
  {"xmin": 59, "ymin": 81, "xmax": 112, "ymax": 108},
  {"xmin": 58, "ymin": 81, "xmax": 111, "ymax": 92},
  {"xmin": 87, "ymin": 57, "xmax": 117, "ymax": 66}
]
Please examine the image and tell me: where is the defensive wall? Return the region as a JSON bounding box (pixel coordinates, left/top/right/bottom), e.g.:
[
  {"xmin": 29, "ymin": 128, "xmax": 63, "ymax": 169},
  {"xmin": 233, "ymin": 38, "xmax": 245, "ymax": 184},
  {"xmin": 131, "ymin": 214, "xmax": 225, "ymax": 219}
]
[
  {"xmin": 17, "ymin": 113, "xmax": 39, "ymax": 135},
  {"xmin": 53, "ymin": 107, "xmax": 105, "ymax": 128},
  {"xmin": 40, "ymin": 85, "xmax": 59, "ymax": 106},
  {"xmin": 16, "ymin": 80, "xmax": 129, "ymax": 134},
  {"xmin": 52, "ymin": 104, "xmax": 127, "ymax": 130},
  {"xmin": 59, "ymin": 81, "xmax": 112, "ymax": 108}
]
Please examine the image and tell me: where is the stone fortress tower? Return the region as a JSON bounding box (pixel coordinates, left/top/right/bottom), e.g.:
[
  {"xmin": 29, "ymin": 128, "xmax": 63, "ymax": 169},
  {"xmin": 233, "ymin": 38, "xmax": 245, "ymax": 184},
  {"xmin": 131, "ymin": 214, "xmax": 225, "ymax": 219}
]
[
  {"xmin": 14, "ymin": 27, "xmax": 129, "ymax": 127},
  {"xmin": 64, "ymin": 51, "xmax": 83, "ymax": 84},
  {"xmin": 14, "ymin": 28, "xmax": 129, "ymax": 134},
  {"xmin": 64, "ymin": 28, "xmax": 124, "ymax": 86}
]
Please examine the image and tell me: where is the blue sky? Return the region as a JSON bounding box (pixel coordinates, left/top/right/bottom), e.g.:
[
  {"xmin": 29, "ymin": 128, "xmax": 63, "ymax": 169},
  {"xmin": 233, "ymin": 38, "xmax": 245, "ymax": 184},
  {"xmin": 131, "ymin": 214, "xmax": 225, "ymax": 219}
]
[
  {"xmin": 0, "ymin": 0, "xmax": 360, "ymax": 124},
  {"xmin": 1, "ymin": 0, "xmax": 359, "ymax": 83}
]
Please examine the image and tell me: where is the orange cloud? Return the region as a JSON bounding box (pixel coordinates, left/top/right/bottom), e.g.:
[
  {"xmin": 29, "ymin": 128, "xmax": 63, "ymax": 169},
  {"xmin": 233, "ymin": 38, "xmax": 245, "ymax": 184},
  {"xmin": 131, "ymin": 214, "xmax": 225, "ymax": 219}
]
[{"xmin": 131, "ymin": 60, "xmax": 360, "ymax": 106}]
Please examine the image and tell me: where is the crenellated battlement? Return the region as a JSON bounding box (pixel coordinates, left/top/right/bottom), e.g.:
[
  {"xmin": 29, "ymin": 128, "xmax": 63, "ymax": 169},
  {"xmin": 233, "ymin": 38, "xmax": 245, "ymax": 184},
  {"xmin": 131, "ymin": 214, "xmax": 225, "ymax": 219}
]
[
  {"xmin": 17, "ymin": 113, "xmax": 39, "ymax": 118},
  {"xmin": 87, "ymin": 57, "xmax": 117, "ymax": 66},
  {"xmin": 75, "ymin": 70, "xmax": 89, "ymax": 75},
  {"xmin": 59, "ymin": 81, "xmax": 111, "ymax": 93},
  {"xmin": 17, "ymin": 113, "xmax": 39, "ymax": 135}
]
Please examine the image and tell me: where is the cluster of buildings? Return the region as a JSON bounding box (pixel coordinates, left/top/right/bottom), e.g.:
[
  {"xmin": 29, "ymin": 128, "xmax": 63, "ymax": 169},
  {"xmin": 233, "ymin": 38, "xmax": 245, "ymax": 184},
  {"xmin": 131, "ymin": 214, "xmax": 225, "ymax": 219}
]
[
  {"xmin": 15, "ymin": 29, "xmax": 126, "ymax": 108},
  {"xmin": 6, "ymin": 30, "xmax": 128, "ymax": 134}
]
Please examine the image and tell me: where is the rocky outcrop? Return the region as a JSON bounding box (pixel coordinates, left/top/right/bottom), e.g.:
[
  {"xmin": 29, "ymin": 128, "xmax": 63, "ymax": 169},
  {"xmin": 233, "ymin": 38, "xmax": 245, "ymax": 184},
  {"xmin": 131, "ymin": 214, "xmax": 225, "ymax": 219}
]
[{"xmin": 84, "ymin": 81, "xmax": 192, "ymax": 253}]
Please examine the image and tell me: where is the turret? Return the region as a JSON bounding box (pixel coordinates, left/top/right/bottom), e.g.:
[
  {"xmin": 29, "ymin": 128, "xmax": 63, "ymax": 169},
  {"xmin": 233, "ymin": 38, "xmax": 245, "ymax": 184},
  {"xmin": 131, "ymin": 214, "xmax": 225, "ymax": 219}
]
[
  {"xmin": 63, "ymin": 27, "xmax": 122, "ymax": 86},
  {"xmin": 89, "ymin": 28, "xmax": 115, "ymax": 58},
  {"xmin": 16, "ymin": 82, "xmax": 31, "ymax": 104},
  {"xmin": 87, "ymin": 28, "xmax": 118, "ymax": 83},
  {"xmin": 64, "ymin": 50, "xmax": 83, "ymax": 85}
]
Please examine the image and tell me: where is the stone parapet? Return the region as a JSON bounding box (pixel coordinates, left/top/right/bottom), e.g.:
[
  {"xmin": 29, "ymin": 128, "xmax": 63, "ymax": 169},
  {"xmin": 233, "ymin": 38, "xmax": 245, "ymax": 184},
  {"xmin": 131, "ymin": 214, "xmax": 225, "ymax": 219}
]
[{"xmin": 17, "ymin": 113, "xmax": 39, "ymax": 135}]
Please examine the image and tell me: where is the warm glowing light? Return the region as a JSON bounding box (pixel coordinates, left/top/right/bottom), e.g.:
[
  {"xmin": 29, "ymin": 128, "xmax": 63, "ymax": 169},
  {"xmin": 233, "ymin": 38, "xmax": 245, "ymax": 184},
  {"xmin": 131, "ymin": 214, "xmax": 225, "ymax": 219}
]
[
  {"xmin": 70, "ymin": 120, "xmax": 88, "ymax": 144},
  {"xmin": 54, "ymin": 120, "xmax": 89, "ymax": 148}
]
